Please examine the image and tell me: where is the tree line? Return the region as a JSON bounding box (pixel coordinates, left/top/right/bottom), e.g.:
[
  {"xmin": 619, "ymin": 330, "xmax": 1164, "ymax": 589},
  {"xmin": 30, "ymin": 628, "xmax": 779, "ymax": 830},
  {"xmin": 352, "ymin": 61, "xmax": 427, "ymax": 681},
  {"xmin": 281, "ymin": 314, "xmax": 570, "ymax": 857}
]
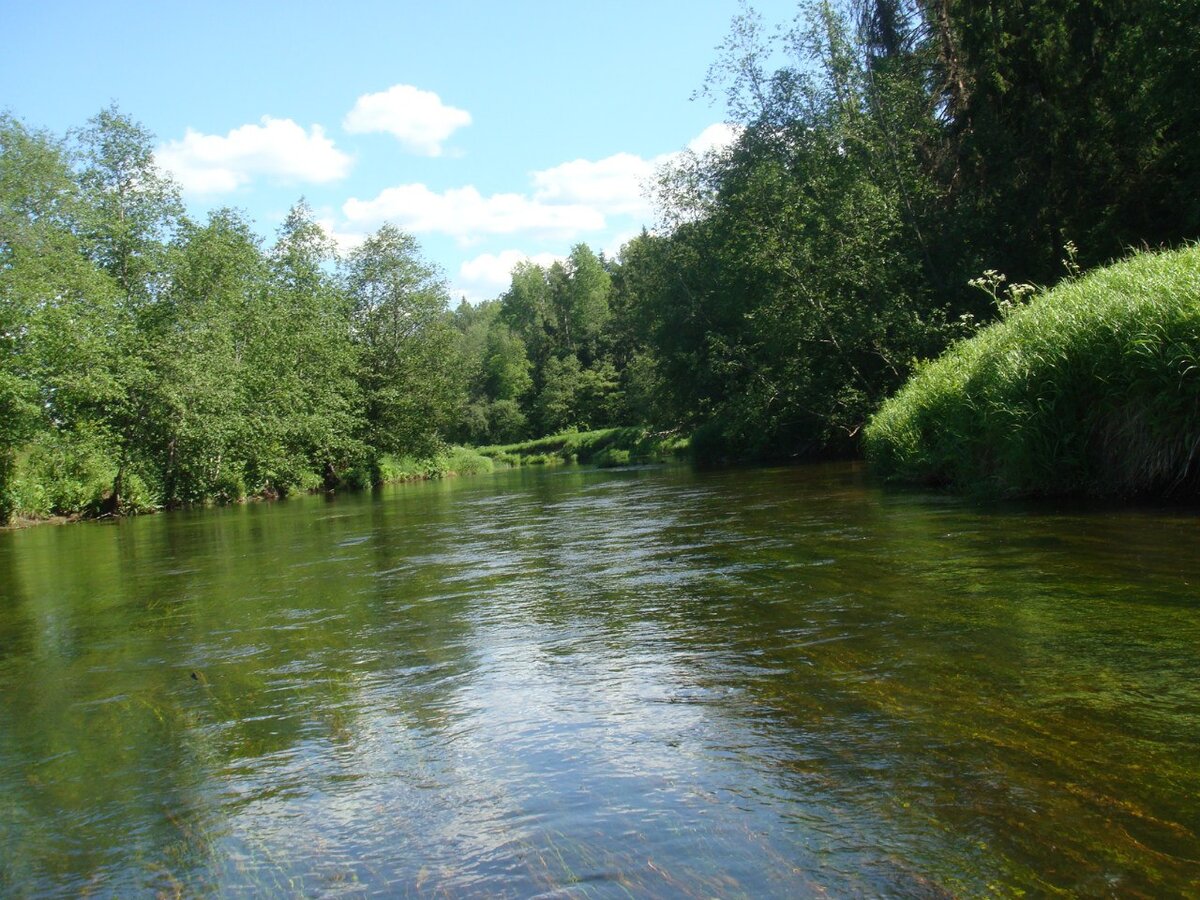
[
  {"xmin": 3, "ymin": 0, "xmax": 1197, "ymax": 521},
  {"xmin": 453, "ymin": 0, "xmax": 1198, "ymax": 463}
]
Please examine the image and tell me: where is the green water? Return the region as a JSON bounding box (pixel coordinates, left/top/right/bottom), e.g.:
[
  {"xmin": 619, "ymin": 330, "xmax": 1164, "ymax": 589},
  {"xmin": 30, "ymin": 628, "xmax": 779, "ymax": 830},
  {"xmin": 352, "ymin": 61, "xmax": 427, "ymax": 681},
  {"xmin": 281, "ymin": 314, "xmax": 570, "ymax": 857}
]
[{"xmin": 1, "ymin": 462, "xmax": 1197, "ymax": 897}]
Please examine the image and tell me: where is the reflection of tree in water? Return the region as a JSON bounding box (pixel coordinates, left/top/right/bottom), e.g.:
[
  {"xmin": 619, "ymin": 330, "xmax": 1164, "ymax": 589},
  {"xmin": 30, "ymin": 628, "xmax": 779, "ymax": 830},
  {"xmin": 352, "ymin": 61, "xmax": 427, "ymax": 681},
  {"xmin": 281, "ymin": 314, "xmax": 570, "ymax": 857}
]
[
  {"xmin": 0, "ymin": 539, "xmax": 39, "ymax": 894},
  {"xmin": 0, "ymin": 490, "xmax": 490, "ymax": 894},
  {"xmin": 0, "ymin": 521, "xmax": 222, "ymax": 894}
]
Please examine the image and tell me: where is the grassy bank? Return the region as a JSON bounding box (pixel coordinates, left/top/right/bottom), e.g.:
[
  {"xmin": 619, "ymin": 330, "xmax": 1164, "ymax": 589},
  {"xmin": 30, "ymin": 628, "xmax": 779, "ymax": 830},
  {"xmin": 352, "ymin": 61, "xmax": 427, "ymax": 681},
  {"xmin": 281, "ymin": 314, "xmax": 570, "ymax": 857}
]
[
  {"xmin": 864, "ymin": 245, "xmax": 1200, "ymax": 498},
  {"xmin": 476, "ymin": 426, "xmax": 689, "ymax": 469},
  {"xmin": 0, "ymin": 429, "xmax": 684, "ymax": 529},
  {"xmin": 1, "ymin": 445, "xmax": 498, "ymax": 529},
  {"xmin": 378, "ymin": 446, "xmax": 495, "ymax": 482}
]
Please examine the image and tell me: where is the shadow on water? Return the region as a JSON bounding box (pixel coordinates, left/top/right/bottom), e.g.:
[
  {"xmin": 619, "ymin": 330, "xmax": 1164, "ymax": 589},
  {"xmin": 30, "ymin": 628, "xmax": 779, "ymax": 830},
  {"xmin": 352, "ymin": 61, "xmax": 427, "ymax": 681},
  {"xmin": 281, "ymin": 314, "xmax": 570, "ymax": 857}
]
[{"xmin": 0, "ymin": 461, "xmax": 1198, "ymax": 896}]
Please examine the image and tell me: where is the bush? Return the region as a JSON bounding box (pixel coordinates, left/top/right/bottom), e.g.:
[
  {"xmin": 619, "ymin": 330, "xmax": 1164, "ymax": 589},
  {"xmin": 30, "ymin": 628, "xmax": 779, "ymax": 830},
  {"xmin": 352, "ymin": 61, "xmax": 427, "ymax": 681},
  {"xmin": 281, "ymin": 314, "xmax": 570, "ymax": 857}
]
[
  {"xmin": 11, "ymin": 431, "xmax": 117, "ymax": 517},
  {"xmin": 375, "ymin": 446, "xmax": 495, "ymax": 483},
  {"xmin": 211, "ymin": 471, "xmax": 247, "ymax": 504},
  {"xmin": 441, "ymin": 446, "xmax": 494, "ymax": 476},
  {"xmin": 865, "ymin": 245, "xmax": 1200, "ymax": 497}
]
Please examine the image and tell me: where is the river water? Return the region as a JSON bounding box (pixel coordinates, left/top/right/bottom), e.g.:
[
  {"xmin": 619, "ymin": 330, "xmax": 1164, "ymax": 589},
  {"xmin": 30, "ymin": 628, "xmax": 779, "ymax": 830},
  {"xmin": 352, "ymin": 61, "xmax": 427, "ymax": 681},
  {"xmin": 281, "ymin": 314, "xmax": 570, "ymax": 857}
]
[{"xmin": 0, "ymin": 462, "xmax": 1197, "ymax": 897}]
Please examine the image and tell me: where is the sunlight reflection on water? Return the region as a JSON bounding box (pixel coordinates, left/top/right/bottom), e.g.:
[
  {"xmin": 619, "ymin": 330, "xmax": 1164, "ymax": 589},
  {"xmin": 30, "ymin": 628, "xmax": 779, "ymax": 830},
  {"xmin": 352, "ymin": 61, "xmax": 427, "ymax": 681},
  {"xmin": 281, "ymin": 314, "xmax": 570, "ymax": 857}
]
[{"xmin": 1, "ymin": 462, "xmax": 1199, "ymax": 896}]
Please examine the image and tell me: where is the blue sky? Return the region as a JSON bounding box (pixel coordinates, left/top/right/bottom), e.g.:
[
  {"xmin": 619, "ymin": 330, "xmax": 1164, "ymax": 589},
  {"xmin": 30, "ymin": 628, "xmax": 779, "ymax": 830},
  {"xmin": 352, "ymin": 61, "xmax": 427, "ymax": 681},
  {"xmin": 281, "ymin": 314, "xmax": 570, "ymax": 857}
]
[{"xmin": 3, "ymin": 0, "xmax": 797, "ymax": 302}]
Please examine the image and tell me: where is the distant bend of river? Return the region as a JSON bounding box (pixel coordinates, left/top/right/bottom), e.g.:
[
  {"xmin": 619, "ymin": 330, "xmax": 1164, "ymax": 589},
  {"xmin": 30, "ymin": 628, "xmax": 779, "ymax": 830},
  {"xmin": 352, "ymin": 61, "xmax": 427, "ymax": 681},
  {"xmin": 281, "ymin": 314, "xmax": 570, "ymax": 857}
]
[{"xmin": 1, "ymin": 462, "xmax": 1198, "ymax": 897}]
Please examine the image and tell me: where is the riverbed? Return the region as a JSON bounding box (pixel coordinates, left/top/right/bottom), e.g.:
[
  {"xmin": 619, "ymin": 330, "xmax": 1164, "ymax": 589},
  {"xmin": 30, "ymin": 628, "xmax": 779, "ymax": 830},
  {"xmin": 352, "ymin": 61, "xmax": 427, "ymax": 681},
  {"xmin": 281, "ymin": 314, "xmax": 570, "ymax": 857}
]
[{"xmin": 1, "ymin": 462, "xmax": 1197, "ymax": 896}]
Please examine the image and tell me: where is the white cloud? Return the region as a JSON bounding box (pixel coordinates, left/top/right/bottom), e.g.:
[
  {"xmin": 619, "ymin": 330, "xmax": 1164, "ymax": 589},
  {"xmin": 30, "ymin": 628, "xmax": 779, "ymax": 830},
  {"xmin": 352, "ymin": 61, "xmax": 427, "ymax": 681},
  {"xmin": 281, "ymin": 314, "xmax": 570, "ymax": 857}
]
[
  {"xmin": 526, "ymin": 123, "xmax": 742, "ymax": 222},
  {"xmin": 327, "ymin": 122, "xmax": 740, "ymax": 292},
  {"xmin": 460, "ymin": 249, "xmax": 561, "ymax": 285},
  {"xmin": 454, "ymin": 249, "xmax": 564, "ymax": 303},
  {"xmin": 343, "ymin": 84, "xmax": 471, "ymax": 156},
  {"xmin": 156, "ymin": 117, "xmax": 353, "ymax": 194},
  {"xmin": 531, "ymin": 152, "xmax": 656, "ymax": 217},
  {"xmin": 342, "ymin": 183, "xmax": 604, "ymax": 242},
  {"xmin": 686, "ymin": 122, "xmax": 742, "ymax": 156}
]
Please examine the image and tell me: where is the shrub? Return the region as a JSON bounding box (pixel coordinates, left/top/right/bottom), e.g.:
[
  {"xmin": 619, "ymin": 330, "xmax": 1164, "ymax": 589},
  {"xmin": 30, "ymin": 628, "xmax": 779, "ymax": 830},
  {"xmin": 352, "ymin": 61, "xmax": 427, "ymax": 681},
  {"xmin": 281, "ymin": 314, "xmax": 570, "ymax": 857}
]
[
  {"xmin": 11, "ymin": 431, "xmax": 117, "ymax": 517},
  {"xmin": 442, "ymin": 446, "xmax": 494, "ymax": 476}
]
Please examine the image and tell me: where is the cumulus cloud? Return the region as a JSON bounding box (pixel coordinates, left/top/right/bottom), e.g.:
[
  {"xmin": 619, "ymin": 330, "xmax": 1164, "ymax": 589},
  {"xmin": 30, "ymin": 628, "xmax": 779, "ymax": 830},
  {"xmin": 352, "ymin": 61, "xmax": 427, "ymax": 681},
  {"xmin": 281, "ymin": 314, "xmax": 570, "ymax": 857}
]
[
  {"xmin": 156, "ymin": 117, "xmax": 353, "ymax": 194},
  {"xmin": 686, "ymin": 122, "xmax": 742, "ymax": 156},
  {"xmin": 530, "ymin": 152, "xmax": 655, "ymax": 218},
  {"xmin": 331, "ymin": 121, "xmax": 741, "ymax": 290},
  {"xmin": 342, "ymin": 183, "xmax": 604, "ymax": 242},
  {"xmin": 343, "ymin": 84, "xmax": 471, "ymax": 156},
  {"xmin": 527, "ymin": 123, "xmax": 742, "ymax": 221},
  {"xmin": 454, "ymin": 249, "xmax": 564, "ymax": 302}
]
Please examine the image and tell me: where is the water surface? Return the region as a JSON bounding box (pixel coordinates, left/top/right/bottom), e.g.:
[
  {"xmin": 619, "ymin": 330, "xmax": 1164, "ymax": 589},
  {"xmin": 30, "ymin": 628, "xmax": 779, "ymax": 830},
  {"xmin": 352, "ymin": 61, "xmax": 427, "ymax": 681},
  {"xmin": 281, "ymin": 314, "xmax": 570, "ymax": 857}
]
[{"xmin": 1, "ymin": 462, "xmax": 1198, "ymax": 896}]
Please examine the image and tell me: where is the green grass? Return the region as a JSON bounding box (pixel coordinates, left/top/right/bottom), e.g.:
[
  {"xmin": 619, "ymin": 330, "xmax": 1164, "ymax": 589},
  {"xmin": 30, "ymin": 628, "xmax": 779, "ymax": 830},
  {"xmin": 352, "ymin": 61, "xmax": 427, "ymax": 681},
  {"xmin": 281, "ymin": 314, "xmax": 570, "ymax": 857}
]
[
  {"xmin": 379, "ymin": 446, "xmax": 495, "ymax": 483},
  {"xmin": 864, "ymin": 244, "xmax": 1200, "ymax": 498},
  {"xmin": 476, "ymin": 426, "xmax": 689, "ymax": 468}
]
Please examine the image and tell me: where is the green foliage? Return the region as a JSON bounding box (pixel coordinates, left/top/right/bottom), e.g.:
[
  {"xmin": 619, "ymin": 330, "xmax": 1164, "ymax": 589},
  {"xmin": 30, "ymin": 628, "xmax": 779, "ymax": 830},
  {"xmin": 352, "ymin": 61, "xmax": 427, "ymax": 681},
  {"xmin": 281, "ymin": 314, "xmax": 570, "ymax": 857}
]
[
  {"xmin": 1, "ymin": 109, "xmax": 474, "ymax": 522},
  {"xmin": 0, "ymin": 114, "xmax": 126, "ymax": 521},
  {"xmin": 938, "ymin": 0, "xmax": 1200, "ymax": 284},
  {"xmin": 487, "ymin": 398, "xmax": 529, "ymax": 444},
  {"xmin": 618, "ymin": 0, "xmax": 1200, "ymax": 468},
  {"xmin": 9, "ymin": 0, "xmax": 1200, "ymax": 520},
  {"xmin": 484, "ymin": 324, "xmax": 532, "ymax": 402},
  {"xmin": 148, "ymin": 209, "xmax": 264, "ymax": 506},
  {"xmin": 72, "ymin": 104, "xmax": 183, "ymax": 301},
  {"xmin": 561, "ymin": 244, "xmax": 611, "ymax": 363},
  {"xmin": 535, "ymin": 354, "xmax": 583, "ymax": 434},
  {"xmin": 377, "ymin": 446, "xmax": 495, "ymax": 482},
  {"xmin": 440, "ymin": 446, "xmax": 495, "ymax": 477},
  {"xmin": 345, "ymin": 224, "xmax": 460, "ymax": 463},
  {"xmin": 448, "ymin": 249, "xmax": 630, "ymax": 446},
  {"xmin": 252, "ymin": 201, "xmax": 363, "ymax": 493},
  {"xmin": 477, "ymin": 426, "xmax": 688, "ymax": 468},
  {"xmin": 8, "ymin": 427, "xmax": 154, "ymax": 518},
  {"xmin": 593, "ymin": 448, "xmax": 631, "ymax": 468},
  {"xmin": 641, "ymin": 0, "xmax": 951, "ymax": 459},
  {"xmin": 865, "ymin": 245, "xmax": 1200, "ymax": 497}
]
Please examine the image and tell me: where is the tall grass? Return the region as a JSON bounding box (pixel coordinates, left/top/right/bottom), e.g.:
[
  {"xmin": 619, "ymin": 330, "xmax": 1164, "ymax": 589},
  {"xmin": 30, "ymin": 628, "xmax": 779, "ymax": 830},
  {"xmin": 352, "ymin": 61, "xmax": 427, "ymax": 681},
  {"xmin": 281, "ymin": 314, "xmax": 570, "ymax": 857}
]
[
  {"xmin": 865, "ymin": 245, "xmax": 1200, "ymax": 497},
  {"xmin": 379, "ymin": 446, "xmax": 495, "ymax": 483}
]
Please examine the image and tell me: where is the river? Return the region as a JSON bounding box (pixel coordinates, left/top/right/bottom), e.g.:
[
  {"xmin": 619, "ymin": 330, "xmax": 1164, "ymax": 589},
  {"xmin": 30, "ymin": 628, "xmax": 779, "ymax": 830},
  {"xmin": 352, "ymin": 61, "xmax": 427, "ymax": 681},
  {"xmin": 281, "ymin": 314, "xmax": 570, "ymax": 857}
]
[{"xmin": 1, "ymin": 462, "xmax": 1197, "ymax": 896}]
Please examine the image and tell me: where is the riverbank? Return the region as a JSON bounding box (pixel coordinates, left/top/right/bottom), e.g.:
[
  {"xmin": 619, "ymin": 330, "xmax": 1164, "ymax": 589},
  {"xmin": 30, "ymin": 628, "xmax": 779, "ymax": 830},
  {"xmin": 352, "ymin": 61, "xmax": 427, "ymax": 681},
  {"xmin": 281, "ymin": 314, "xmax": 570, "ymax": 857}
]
[
  {"xmin": 0, "ymin": 447, "xmax": 493, "ymax": 530},
  {"xmin": 865, "ymin": 245, "xmax": 1200, "ymax": 498},
  {"xmin": 0, "ymin": 428, "xmax": 688, "ymax": 529},
  {"xmin": 378, "ymin": 446, "xmax": 496, "ymax": 482},
  {"xmin": 475, "ymin": 426, "xmax": 689, "ymax": 468}
]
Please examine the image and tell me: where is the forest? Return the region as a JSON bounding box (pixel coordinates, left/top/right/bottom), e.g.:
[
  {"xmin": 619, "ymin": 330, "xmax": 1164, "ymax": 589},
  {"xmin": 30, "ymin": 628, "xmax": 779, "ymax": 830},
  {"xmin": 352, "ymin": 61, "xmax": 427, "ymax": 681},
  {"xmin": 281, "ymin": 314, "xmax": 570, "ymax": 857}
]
[{"xmin": 2, "ymin": 0, "xmax": 1198, "ymax": 522}]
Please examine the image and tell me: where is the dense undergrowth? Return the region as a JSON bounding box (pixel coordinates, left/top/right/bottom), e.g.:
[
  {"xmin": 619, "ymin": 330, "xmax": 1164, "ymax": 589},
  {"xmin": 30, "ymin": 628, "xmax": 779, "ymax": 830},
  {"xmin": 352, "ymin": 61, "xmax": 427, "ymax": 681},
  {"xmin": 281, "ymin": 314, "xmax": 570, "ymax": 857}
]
[
  {"xmin": 2, "ymin": 444, "xmax": 500, "ymax": 525},
  {"xmin": 864, "ymin": 245, "xmax": 1200, "ymax": 498}
]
